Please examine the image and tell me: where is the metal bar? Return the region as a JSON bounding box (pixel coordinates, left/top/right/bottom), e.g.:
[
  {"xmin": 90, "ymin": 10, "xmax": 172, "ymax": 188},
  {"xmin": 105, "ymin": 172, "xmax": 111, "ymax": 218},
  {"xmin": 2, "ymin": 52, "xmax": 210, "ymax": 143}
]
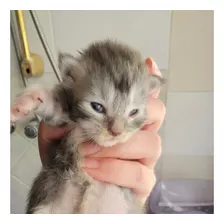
[
  {"xmin": 10, "ymin": 22, "xmax": 27, "ymax": 87},
  {"xmin": 15, "ymin": 10, "xmax": 31, "ymax": 59},
  {"xmin": 29, "ymin": 10, "xmax": 62, "ymax": 83}
]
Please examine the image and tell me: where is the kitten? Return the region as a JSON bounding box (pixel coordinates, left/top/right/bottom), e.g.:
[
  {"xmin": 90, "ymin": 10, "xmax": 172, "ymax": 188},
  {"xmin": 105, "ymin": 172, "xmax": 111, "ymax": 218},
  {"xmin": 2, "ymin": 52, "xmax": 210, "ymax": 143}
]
[{"xmin": 10, "ymin": 39, "xmax": 164, "ymax": 214}]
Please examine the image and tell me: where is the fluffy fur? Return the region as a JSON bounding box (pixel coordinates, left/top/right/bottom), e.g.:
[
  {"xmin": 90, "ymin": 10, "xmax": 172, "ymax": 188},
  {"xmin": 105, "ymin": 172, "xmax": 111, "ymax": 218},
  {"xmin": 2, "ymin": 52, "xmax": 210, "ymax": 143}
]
[{"xmin": 10, "ymin": 39, "xmax": 163, "ymax": 214}]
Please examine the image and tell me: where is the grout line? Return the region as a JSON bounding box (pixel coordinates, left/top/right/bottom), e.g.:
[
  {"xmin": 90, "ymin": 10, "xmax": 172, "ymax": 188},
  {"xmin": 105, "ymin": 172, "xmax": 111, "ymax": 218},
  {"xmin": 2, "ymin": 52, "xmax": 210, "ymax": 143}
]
[
  {"xmin": 11, "ymin": 174, "xmax": 30, "ymax": 190},
  {"xmin": 31, "ymin": 139, "xmax": 38, "ymax": 149},
  {"xmin": 10, "ymin": 131, "xmax": 34, "ymax": 170},
  {"xmin": 11, "ymin": 146, "xmax": 28, "ymax": 170}
]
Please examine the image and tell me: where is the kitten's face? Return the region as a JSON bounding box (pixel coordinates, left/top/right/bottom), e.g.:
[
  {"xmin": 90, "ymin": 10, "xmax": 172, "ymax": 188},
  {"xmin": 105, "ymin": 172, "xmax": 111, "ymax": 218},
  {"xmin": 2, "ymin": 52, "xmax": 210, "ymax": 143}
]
[
  {"xmin": 59, "ymin": 40, "xmax": 163, "ymax": 147},
  {"xmin": 77, "ymin": 74, "xmax": 149, "ymax": 147}
]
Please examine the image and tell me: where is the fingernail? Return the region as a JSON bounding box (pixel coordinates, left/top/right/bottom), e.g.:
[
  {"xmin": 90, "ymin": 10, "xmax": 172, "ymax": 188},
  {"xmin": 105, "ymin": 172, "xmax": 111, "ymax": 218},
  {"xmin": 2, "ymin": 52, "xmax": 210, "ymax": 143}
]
[
  {"xmin": 81, "ymin": 158, "xmax": 99, "ymax": 168},
  {"xmin": 80, "ymin": 143, "xmax": 101, "ymax": 156}
]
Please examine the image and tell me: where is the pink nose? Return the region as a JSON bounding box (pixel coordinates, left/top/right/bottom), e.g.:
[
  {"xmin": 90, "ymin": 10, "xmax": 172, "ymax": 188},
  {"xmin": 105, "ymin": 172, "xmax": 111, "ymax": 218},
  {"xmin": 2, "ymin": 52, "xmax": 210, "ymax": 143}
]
[
  {"xmin": 109, "ymin": 130, "xmax": 122, "ymax": 137},
  {"xmin": 108, "ymin": 118, "xmax": 124, "ymax": 137}
]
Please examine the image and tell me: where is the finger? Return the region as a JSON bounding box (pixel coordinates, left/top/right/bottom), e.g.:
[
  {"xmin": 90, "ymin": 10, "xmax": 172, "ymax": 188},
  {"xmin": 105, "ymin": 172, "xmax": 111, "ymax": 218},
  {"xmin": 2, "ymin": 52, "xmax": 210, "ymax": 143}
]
[
  {"xmin": 80, "ymin": 132, "xmax": 161, "ymax": 166},
  {"xmin": 151, "ymin": 88, "xmax": 160, "ymax": 99},
  {"xmin": 82, "ymin": 158, "xmax": 156, "ymax": 198},
  {"xmin": 144, "ymin": 98, "xmax": 166, "ymax": 132},
  {"xmin": 38, "ymin": 121, "xmax": 71, "ymax": 165},
  {"xmin": 146, "ymin": 57, "xmax": 162, "ymax": 99},
  {"xmin": 38, "ymin": 121, "xmax": 71, "ymax": 142},
  {"xmin": 139, "ymin": 151, "xmax": 161, "ymax": 169}
]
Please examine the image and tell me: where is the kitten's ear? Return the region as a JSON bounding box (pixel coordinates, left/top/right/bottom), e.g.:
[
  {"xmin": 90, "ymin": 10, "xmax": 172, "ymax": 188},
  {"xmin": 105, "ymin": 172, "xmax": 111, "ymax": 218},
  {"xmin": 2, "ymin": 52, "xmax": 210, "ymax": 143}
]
[
  {"xmin": 58, "ymin": 52, "xmax": 84, "ymax": 82},
  {"xmin": 148, "ymin": 74, "xmax": 165, "ymax": 94},
  {"xmin": 145, "ymin": 57, "xmax": 162, "ymax": 76},
  {"xmin": 145, "ymin": 57, "xmax": 165, "ymax": 95}
]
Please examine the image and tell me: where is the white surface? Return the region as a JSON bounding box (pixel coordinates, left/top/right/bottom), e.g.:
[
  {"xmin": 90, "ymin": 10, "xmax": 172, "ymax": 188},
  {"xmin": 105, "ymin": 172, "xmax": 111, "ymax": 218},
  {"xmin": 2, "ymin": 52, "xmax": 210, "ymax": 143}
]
[
  {"xmin": 10, "ymin": 36, "xmax": 41, "ymax": 213},
  {"xmin": 51, "ymin": 10, "xmax": 171, "ymax": 70},
  {"xmin": 163, "ymin": 92, "xmax": 214, "ymax": 156},
  {"xmin": 11, "ymin": 175, "xmax": 29, "ymax": 214},
  {"xmin": 10, "ymin": 132, "xmax": 28, "ymax": 167},
  {"xmin": 160, "ymin": 155, "xmax": 213, "ymax": 180},
  {"xmin": 11, "ymin": 144, "xmax": 42, "ymax": 187},
  {"xmin": 168, "ymin": 11, "xmax": 213, "ymax": 92}
]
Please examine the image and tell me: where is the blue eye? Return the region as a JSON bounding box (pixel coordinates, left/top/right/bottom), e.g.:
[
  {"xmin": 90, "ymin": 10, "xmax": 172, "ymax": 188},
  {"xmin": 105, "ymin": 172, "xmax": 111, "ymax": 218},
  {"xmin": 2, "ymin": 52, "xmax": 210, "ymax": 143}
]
[
  {"xmin": 129, "ymin": 109, "xmax": 139, "ymax": 117},
  {"xmin": 91, "ymin": 102, "xmax": 105, "ymax": 113}
]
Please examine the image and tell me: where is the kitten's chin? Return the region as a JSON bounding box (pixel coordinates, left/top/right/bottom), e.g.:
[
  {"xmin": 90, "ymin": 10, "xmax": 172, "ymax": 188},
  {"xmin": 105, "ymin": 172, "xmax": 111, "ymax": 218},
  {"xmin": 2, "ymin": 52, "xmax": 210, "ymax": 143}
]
[
  {"xmin": 93, "ymin": 136, "xmax": 115, "ymax": 147},
  {"xmin": 96, "ymin": 139, "xmax": 119, "ymax": 147},
  {"xmin": 95, "ymin": 133, "xmax": 135, "ymax": 147}
]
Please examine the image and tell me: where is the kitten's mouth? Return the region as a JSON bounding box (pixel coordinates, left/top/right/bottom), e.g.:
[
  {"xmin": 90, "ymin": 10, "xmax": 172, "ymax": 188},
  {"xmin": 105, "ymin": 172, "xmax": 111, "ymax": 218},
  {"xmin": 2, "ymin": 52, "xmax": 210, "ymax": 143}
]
[{"xmin": 95, "ymin": 132, "xmax": 134, "ymax": 147}]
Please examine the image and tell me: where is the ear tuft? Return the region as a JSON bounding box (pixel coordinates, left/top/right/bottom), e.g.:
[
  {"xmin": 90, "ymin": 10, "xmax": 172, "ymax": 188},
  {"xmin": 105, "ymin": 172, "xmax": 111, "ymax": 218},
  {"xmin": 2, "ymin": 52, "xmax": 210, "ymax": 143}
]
[
  {"xmin": 58, "ymin": 52, "xmax": 86, "ymax": 83},
  {"xmin": 58, "ymin": 52, "xmax": 77, "ymax": 78},
  {"xmin": 148, "ymin": 74, "xmax": 165, "ymax": 94}
]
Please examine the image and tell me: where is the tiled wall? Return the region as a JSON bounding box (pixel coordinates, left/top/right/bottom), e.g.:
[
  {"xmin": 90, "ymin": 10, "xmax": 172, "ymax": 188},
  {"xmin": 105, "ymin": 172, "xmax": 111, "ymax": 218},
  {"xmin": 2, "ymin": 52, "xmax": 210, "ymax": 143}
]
[
  {"xmin": 50, "ymin": 10, "xmax": 171, "ymax": 70},
  {"xmin": 10, "ymin": 33, "xmax": 41, "ymax": 213},
  {"xmin": 168, "ymin": 11, "xmax": 214, "ymax": 92},
  {"xmin": 159, "ymin": 11, "xmax": 214, "ymax": 181}
]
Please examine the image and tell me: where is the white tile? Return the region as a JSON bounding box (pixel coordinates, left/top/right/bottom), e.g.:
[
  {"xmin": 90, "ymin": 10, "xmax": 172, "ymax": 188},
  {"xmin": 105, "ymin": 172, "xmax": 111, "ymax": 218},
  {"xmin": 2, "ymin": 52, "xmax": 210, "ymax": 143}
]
[
  {"xmin": 160, "ymin": 155, "xmax": 213, "ymax": 180},
  {"xmin": 26, "ymin": 72, "xmax": 59, "ymax": 88},
  {"xmin": 10, "ymin": 132, "xmax": 28, "ymax": 168},
  {"xmin": 32, "ymin": 137, "xmax": 39, "ymax": 148},
  {"xmin": 168, "ymin": 11, "xmax": 213, "ymax": 92},
  {"xmin": 11, "ymin": 175, "xmax": 29, "ymax": 214},
  {"xmin": 163, "ymin": 92, "xmax": 213, "ymax": 156},
  {"xmin": 51, "ymin": 10, "xmax": 171, "ymax": 69},
  {"xmin": 11, "ymin": 144, "xmax": 42, "ymax": 187}
]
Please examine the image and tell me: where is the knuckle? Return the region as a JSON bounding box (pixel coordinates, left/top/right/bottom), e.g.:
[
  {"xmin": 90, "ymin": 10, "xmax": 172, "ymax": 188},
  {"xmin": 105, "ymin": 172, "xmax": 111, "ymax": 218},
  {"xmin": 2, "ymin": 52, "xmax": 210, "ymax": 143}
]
[
  {"xmin": 157, "ymin": 99, "xmax": 166, "ymax": 117},
  {"xmin": 146, "ymin": 132, "xmax": 162, "ymax": 159},
  {"xmin": 136, "ymin": 164, "xmax": 147, "ymax": 186},
  {"xmin": 148, "ymin": 169, "xmax": 156, "ymax": 193},
  {"xmin": 136, "ymin": 166, "xmax": 156, "ymax": 196},
  {"xmin": 154, "ymin": 134, "xmax": 162, "ymax": 159}
]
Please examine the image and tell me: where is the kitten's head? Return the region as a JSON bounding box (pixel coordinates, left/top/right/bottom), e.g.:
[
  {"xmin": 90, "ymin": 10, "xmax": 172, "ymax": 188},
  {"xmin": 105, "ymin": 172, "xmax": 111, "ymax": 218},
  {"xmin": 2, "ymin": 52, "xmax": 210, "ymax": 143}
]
[{"xmin": 59, "ymin": 40, "xmax": 164, "ymax": 147}]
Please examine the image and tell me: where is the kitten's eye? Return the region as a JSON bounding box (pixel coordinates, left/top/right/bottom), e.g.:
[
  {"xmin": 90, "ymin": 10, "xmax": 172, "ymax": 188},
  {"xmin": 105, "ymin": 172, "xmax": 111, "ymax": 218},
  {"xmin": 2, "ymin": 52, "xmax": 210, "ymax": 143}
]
[
  {"xmin": 91, "ymin": 102, "xmax": 105, "ymax": 114},
  {"xmin": 129, "ymin": 109, "xmax": 139, "ymax": 117}
]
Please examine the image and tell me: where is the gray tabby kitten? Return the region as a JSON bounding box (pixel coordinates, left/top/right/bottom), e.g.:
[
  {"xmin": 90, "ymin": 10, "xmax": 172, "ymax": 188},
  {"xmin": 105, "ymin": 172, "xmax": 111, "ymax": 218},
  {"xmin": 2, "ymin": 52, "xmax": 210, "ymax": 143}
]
[{"xmin": 10, "ymin": 39, "xmax": 163, "ymax": 214}]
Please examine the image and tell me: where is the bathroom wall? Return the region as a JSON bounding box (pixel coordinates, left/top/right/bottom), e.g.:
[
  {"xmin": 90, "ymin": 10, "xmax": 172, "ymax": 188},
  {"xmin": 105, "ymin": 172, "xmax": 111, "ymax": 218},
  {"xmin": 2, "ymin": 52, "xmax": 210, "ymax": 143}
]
[
  {"xmin": 160, "ymin": 10, "xmax": 214, "ymax": 180},
  {"xmin": 11, "ymin": 10, "xmax": 171, "ymax": 100}
]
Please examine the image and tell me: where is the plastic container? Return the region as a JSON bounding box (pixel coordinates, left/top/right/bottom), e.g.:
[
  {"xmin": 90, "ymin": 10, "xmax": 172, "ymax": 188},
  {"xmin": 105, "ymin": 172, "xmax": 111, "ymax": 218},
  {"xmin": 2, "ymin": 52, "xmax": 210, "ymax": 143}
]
[{"xmin": 147, "ymin": 179, "xmax": 213, "ymax": 214}]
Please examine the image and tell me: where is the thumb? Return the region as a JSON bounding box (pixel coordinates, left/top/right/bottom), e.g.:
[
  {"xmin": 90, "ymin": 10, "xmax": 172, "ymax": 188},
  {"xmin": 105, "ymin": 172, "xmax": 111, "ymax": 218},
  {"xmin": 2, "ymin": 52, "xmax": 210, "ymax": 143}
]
[{"xmin": 38, "ymin": 121, "xmax": 71, "ymax": 142}]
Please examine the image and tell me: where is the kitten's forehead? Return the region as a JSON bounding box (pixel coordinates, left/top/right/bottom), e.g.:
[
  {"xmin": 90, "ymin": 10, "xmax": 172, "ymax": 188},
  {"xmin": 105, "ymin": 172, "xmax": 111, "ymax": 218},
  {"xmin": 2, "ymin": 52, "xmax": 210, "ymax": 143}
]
[
  {"xmin": 84, "ymin": 41, "xmax": 148, "ymax": 89},
  {"xmin": 78, "ymin": 40, "xmax": 149, "ymax": 109},
  {"xmin": 87, "ymin": 72, "xmax": 147, "ymax": 115}
]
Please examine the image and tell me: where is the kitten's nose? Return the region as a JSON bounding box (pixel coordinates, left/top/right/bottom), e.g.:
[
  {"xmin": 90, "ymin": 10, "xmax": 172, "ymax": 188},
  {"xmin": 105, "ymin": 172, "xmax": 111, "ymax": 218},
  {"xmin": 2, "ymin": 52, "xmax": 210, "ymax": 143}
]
[
  {"xmin": 108, "ymin": 117, "xmax": 124, "ymax": 137},
  {"xmin": 109, "ymin": 129, "xmax": 122, "ymax": 137}
]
